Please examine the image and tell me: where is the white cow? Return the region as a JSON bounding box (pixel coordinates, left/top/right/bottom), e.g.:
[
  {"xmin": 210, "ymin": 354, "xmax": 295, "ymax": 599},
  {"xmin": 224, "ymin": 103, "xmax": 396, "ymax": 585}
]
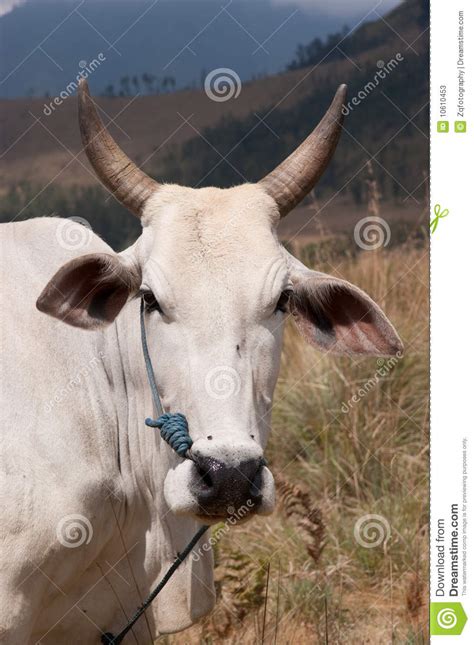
[{"xmin": 0, "ymin": 80, "xmax": 402, "ymax": 643}]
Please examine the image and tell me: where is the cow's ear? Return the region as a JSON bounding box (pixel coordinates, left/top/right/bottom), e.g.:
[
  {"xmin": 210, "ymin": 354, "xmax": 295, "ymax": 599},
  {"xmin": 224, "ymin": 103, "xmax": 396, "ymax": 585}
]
[
  {"xmin": 37, "ymin": 253, "xmax": 140, "ymax": 330},
  {"xmin": 289, "ymin": 270, "xmax": 403, "ymax": 356}
]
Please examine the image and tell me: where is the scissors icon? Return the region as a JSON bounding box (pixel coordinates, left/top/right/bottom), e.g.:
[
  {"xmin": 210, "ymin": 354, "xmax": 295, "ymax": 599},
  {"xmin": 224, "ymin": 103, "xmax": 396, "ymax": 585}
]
[{"xmin": 430, "ymin": 204, "xmax": 449, "ymax": 234}]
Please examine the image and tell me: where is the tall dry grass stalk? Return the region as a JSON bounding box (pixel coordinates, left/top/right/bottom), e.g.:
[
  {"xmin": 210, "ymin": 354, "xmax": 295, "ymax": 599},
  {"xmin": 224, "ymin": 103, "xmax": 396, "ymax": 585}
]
[
  {"xmin": 365, "ymin": 161, "xmax": 382, "ymax": 218},
  {"xmin": 168, "ymin": 237, "xmax": 429, "ymax": 644}
]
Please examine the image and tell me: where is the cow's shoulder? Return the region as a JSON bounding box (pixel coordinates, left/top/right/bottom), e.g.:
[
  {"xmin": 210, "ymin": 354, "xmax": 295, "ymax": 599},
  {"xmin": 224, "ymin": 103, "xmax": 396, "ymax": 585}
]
[
  {"xmin": 1, "ymin": 217, "xmax": 115, "ymax": 308},
  {"xmin": 1, "ymin": 216, "xmax": 113, "ymax": 264}
]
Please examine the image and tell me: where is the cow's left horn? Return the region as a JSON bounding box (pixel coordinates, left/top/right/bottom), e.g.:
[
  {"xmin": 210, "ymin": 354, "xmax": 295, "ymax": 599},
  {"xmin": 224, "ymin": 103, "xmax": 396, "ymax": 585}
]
[
  {"xmin": 78, "ymin": 79, "xmax": 158, "ymax": 218},
  {"xmin": 259, "ymin": 84, "xmax": 347, "ymax": 218}
]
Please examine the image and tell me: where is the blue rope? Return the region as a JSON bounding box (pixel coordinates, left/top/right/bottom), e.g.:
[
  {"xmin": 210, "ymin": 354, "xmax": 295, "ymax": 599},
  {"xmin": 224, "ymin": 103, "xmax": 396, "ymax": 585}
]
[
  {"xmin": 145, "ymin": 413, "xmax": 193, "ymax": 458},
  {"xmin": 101, "ymin": 524, "xmax": 208, "ymax": 645},
  {"xmin": 101, "ymin": 300, "xmax": 208, "ymax": 645},
  {"xmin": 139, "ymin": 298, "xmax": 193, "ymax": 458}
]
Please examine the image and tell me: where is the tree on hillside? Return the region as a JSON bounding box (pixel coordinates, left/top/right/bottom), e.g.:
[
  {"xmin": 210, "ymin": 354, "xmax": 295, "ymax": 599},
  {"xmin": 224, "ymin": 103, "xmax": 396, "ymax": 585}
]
[
  {"xmin": 120, "ymin": 76, "xmax": 131, "ymax": 96},
  {"xmin": 142, "ymin": 73, "xmax": 157, "ymax": 94},
  {"xmin": 103, "ymin": 84, "xmax": 115, "ymax": 98},
  {"xmin": 162, "ymin": 75, "xmax": 176, "ymax": 92},
  {"xmin": 132, "ymin": 75, "xmax": 140, "ymax": 95}
]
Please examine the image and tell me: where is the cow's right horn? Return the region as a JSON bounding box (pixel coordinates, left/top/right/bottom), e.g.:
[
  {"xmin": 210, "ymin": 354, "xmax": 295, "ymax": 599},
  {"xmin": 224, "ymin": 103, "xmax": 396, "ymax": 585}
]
[
  {"xmin": 78, "ymin": 79, "xmax": 158, "ymax": 218},
  {"xmin": 259, "ymin": 84, "xmax": 347, "ymax": 218}
]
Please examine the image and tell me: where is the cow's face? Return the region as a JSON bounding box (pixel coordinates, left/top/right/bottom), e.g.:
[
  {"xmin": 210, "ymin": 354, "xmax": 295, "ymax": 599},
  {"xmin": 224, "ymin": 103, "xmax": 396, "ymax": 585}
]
[
  {"xmin": 36, "ymin": 80, "xmax": 403, "ymax": 525},
  {"xmin": 137, "ymin": 184, "xmax": 285, "ymax": 522}
]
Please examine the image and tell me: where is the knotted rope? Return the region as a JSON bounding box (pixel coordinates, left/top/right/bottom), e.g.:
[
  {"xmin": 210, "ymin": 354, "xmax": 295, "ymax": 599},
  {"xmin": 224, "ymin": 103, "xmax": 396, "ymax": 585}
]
[
  {"xmin": 140, "ymin": 299, "xmax": 193, "ymax": 457},
  {"xmin": 145, "ymin": 413, "xmax": 192, "ymax": 458},
  {"xmin": 101, "ymin": 299, "xmax": 208, "ymax": 644}
]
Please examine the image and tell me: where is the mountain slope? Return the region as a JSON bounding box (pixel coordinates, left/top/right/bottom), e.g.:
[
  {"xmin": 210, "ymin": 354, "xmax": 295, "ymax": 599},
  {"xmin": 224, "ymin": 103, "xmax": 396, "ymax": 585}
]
[
  {"xmin": 157, "ymin": 0, "xmax": 429, "ymax": 203},
  {"xmin": 0, "ymin": 0, "xmax": 428, "ymax": 249}
]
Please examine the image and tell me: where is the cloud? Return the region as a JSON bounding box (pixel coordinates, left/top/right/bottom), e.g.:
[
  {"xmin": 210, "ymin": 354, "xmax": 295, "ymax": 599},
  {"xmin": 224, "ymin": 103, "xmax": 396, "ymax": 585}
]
[
  {"xmin": 269, "ymin": 0, "xmax": 400, "ymax": 18},
  {"xmin": 0, "ymin": 0, "xmax": 402, "ymax": 20},
  {"xmin": 0, "ymin": 0, "xmax": 27, "ymax": 17}
]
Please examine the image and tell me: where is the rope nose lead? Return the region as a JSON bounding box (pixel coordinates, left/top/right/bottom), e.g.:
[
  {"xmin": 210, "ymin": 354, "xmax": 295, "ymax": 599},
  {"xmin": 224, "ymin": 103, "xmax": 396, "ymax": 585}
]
[
  {"xmin": 145, "ymin": 413, "xmax": 192, "ymax": 458},
  {"xmin": 101, "ymin": 300, "xmax": 208, "ymax": 645},
  {"xmin": 140, "ymin": 298, "xmax": 194, "ymax": 459}
]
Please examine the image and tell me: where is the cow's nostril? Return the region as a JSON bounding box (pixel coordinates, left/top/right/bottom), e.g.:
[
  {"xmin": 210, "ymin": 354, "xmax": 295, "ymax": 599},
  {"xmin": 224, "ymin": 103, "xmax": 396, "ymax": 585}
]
[
  {"xmin": 191, "ymin": 454, "xmax": 264, "ymax": 517},
  {"xmin": 196, "ymin": 464, "xmax": 213, "ymax": 489}
]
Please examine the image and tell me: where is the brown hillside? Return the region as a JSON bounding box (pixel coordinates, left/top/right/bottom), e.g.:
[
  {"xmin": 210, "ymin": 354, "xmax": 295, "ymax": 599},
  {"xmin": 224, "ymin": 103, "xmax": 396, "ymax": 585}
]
[
  {"xmin": 0, "ymin": 65, "xmax": 314, "ymax": 190},
  {"xmin": 0, "ymin": 24, "xmax": 418, "ymax": 192}
]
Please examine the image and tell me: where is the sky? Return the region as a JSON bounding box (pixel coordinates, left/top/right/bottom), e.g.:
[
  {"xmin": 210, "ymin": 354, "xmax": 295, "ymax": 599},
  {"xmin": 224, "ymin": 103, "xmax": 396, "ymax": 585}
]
[
  {"xmin": 0, "ymin": 0, "xmax": 401, "ymax": 19},
  {"xmin": 0, "ymin": 0, "xmax": 404, "ymax": 97},
  {"xmin": 0, "ymin": 0, "xmax": 24, "ymax": 17},
  {"xmin": 270, "ymin": 0, "xmax": 400, "ymax": 16}
]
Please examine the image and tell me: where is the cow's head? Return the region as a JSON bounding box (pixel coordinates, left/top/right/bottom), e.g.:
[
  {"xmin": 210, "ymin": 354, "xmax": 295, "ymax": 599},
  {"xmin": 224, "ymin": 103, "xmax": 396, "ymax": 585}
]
[{"xmin": 37, "ymin": 80, "xmax": 402, "ymax": 525}]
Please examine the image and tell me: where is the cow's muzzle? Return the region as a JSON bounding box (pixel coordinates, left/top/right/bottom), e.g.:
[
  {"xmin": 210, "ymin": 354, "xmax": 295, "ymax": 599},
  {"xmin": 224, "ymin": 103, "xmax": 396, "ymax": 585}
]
[
  {"xmin": 163, "ymin": 443, "xmax": 275, "ymax": 523},
  {"xmin": 192, "ymin": 454, "xmax": 264, "ymax": 519}
]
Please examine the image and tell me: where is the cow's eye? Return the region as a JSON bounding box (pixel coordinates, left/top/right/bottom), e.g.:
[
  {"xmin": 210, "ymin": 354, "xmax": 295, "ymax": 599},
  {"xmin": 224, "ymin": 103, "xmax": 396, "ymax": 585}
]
[
  {"xmin": 142, "ymin": 291, "xmax": 163, "ymax": 314},
  {"xmin": 275, "ymin": 289, "xmax": 293, "ymax": 314}
]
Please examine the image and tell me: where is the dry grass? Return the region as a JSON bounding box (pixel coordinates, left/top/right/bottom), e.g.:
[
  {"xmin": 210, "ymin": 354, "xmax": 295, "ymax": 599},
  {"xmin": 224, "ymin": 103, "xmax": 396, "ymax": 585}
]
[{"xmin": 167, "ymin": 236, "xmax": 429, "ymax": 644}]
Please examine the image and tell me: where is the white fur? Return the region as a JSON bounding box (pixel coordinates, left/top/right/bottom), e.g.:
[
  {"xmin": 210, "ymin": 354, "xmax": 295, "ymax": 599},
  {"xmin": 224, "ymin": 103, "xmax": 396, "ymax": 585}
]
[
  {"xmin": 0, "ymin": 184, "xmax": 287, "ymax": 643},
  {"xmin": 0, "ymin": 182, "xmax": 400, "ymax": 643}
]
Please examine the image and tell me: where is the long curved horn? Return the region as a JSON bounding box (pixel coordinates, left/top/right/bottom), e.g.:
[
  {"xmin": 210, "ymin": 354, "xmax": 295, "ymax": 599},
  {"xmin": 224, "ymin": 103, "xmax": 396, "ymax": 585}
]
[
  {"xmin": 259, "ymin": 84, "xmax": 347, "ymax": 218},
  {"xmin": 78, "ymin": 78, "xmax": 158, "ymax": 218}
]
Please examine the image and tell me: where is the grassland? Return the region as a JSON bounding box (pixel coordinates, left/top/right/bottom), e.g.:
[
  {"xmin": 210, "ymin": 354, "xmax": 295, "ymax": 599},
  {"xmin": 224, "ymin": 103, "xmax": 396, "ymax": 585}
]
[{"xmin": 167, "ymin": 232, "xmax": 429, "ymax": 644}]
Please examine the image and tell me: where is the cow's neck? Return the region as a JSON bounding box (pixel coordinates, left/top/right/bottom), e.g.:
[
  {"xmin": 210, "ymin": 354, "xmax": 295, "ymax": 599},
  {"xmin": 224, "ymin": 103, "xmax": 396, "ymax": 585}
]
[
  {"xmin": 98, "ymin": 296, "xmax": 206, "ymax": 551},
  {"xmin": 98, "ymin": 297, "xmax": 170, "ymax": 505},
  {"xmin": 91, "ymin": 297, "xmax": 215, "ymax": 631}
]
